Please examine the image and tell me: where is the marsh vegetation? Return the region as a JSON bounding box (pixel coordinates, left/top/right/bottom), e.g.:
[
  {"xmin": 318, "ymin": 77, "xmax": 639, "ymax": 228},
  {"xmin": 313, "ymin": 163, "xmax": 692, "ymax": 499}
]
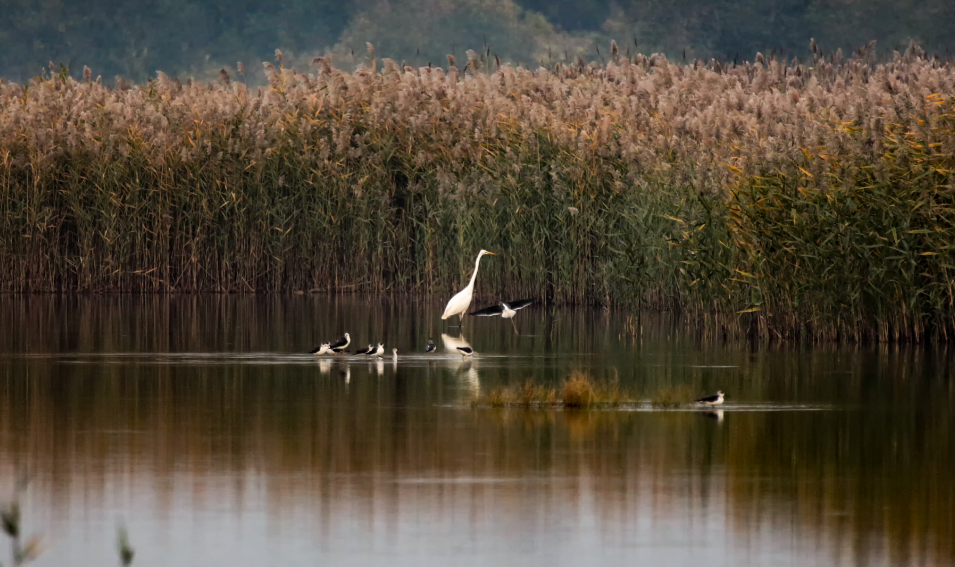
[{"xmin": 1, "ymin": 43, "xmax": 953, "ymax": 340}]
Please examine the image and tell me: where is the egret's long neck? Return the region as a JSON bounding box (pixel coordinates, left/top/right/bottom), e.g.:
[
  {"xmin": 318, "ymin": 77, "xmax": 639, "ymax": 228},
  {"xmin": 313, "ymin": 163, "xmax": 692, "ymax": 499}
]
[{"xmin": 466, "ymin": 253, "xmax": 483, "ymax": 290}]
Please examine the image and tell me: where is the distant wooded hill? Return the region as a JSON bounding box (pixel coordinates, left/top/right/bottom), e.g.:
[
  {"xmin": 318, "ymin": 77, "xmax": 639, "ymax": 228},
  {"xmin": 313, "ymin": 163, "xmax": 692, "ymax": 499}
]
[{"xmin": 2, "ymin": 0, "xmax": 953, "ymax": 82}]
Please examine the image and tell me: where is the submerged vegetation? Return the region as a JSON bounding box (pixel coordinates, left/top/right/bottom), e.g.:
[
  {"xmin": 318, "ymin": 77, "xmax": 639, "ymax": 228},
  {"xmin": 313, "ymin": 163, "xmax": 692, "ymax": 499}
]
[
  {"xmin": 473, "ymin": 372, "xmax": 703, "ymax": 409},
  {"xmin": 1, "ymin": 42, "xmax": 954, "ymax": 340}
]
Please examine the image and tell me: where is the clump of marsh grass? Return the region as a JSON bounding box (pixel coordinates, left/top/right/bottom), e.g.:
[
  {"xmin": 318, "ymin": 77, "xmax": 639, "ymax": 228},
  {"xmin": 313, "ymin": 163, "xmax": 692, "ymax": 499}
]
[
  {"xmin": 474, "ymin": 372, "xmax": 639, "ymax": 408},
  {"xmin": 1, "ymin": 476, "xmax": 41, "ymax": 566},
  {"xmin": 117, "ymin": 526, "xmax": 134, "ymax": 566},
  {"xmin": 650, "ymin": 384, "xmax": 698, "ymax": 408},
  {"xmin": 561, "ymin": 372, "xmax": 596, "ymax": 408},
  {"xmin": 476, "ymin": 379, "xmax": 556, "ymax": 408}
]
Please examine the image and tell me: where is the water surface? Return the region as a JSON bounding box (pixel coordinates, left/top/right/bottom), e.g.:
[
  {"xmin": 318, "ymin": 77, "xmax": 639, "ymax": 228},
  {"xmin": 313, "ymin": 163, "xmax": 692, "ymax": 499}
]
[{"xmin": 0, "ymin": 296, "xmax": 952, "ymax": 567}]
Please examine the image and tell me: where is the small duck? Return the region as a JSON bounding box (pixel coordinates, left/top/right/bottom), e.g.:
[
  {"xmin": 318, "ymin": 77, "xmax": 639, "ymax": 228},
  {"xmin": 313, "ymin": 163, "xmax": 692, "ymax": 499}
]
[{"xmin": 426, "ymin": 338, "xmax": 436, "ymax": 353}]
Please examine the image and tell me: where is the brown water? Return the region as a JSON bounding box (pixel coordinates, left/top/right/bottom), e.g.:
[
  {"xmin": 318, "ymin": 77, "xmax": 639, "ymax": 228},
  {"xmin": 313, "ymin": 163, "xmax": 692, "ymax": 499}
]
[{"xmin": 0, "ymin": 296, "xmax": 953, "ymax": 567}]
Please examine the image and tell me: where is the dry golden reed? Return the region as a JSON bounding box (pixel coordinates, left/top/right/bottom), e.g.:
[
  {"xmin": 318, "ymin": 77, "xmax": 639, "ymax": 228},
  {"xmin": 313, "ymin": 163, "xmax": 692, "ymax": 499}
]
[{"xmin": 0, "ymin": 42, "xmax": 953, "ymax": 341}]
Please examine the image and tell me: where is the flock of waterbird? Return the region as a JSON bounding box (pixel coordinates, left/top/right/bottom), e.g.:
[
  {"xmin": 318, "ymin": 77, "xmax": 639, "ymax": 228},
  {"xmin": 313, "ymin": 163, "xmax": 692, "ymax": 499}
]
[{"xmin": 308, "ymin": 249, "xmax": 725, "ymax": 406}]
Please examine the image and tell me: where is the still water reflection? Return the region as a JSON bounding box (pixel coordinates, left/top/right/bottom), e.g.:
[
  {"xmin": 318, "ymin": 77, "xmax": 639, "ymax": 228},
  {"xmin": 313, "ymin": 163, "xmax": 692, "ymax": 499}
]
[{"xmin": 0, "ymin": 296, "xmax": 952, "ymax": 567}]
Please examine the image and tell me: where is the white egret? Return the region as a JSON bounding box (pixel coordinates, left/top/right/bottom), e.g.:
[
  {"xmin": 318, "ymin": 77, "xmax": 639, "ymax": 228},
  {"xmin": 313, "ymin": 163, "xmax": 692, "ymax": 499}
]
[
  {"xmin": 441, "ymin": 250, "xmax": 495, "ymax": 321},
  {"xmin": 695, "ymin": 391, "xmax": 725, "ymax": 406},
  {"xmin": 469, "ymin": 299, "xmax": 533, "ymax": 333}
]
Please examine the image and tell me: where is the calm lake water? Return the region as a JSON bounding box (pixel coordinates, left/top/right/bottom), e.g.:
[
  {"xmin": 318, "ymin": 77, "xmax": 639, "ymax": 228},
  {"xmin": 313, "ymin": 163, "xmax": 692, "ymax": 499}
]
[{"xmin": 0, "ymin": 296, "xmax": 953, "ymax": 567}]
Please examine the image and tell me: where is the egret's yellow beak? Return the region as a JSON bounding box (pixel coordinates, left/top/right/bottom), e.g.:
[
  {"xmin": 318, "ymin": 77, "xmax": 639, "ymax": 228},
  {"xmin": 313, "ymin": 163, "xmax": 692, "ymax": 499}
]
[{"xmin": 486, "ymin": 252, "xmax": 496, "ymax": 255}]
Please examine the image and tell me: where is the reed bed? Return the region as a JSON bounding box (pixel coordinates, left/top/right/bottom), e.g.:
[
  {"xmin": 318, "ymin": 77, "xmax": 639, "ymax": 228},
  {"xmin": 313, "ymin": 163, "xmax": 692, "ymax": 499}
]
[{"xmin": 1, "ymin": 43, "xmax": 954, "ymax": 340}]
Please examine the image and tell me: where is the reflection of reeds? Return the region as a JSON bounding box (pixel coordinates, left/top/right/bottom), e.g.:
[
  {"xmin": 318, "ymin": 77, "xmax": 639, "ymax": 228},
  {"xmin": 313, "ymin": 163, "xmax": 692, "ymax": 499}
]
[
  {"xmin": 1, "ymin": 46, "xmax": 954, "ymax": 339},
  {"xmin": 1, "ymin": 339, "xmax": 953, "ymax": 566}
]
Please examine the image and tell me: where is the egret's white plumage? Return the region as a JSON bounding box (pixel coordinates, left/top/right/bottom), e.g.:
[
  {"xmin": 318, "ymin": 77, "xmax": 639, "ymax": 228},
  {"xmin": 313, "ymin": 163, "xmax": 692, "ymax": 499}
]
[{"xmin": 441, "ymin": 250, "xmax": 495, "ymax": 320}]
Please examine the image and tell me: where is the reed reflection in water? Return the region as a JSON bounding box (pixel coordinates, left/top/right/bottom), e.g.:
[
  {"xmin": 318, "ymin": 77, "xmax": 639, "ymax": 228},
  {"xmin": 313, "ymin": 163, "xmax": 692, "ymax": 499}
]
[{"xmin": 0, "ymin": 296, "xmax": 952, "ymax": 567}]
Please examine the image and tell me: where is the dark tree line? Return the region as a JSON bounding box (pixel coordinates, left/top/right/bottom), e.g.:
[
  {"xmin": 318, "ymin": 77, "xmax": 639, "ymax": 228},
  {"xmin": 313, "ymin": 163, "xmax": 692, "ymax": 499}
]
[{"xmin": 1, "ymin": 0, "xmax": 952, "ymax": 82}]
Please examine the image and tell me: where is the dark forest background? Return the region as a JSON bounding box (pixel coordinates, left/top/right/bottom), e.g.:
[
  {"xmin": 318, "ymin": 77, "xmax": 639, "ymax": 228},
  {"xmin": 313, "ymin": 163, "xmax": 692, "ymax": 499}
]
[{"xmin": 1, "ymin": 0, "xmax": 953, "ymax": 82}]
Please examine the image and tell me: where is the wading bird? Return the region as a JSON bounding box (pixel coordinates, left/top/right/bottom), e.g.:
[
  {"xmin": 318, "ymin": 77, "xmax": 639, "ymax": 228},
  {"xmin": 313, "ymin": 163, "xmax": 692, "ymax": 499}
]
[
  {"xmin": 456, "ymin": 346, "xmax": 474, "ymax": 358},
  {"xmin": 392, "ymin": 348, "xmax": 398, "ymax": 361},
  {"xmin": 426, "ymin": 338, "xmax": 436, "ymax": 353},
  {"xmin": 695, "ymin": 391, "xmax": 725, "ymax": 406},
  {"xmin": 354, "ymin": 344, "xmax": 373, "ymax": 355},
  {"xmin": 469, "ymin": 299, "xmax": 533, "ymax": 333},
  {"xmin": 330, "ymin": 333, "xmax": 351, "ymax": 355},
  {"xmin": 309, "ymin": 342, "xmax": 331, "ymax": 355},
  {"xmin": 369, "ymin": 343, "xmax": 385, "ymax": 358},
  {"xmin": 441, "ymin": 250, "xmax": 495, "ymax": 321}
]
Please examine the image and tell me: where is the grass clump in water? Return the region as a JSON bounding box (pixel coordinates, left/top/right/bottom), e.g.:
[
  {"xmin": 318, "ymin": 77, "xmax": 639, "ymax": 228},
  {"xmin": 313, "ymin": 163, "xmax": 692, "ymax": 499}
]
[
  {"xmin": 650, "ymin": 384, "xmax": 698, "ymax": 408},
  {"xmin": 561, "ymin": 372, "xmax": 596, "ymax": 408},
  {"xmin": 473, "ymin": 372, "xmax": 716, "ymax": 410},
  {"xmin": 474, "ymin": 372, "xmax": 638, "ymax": 409}
]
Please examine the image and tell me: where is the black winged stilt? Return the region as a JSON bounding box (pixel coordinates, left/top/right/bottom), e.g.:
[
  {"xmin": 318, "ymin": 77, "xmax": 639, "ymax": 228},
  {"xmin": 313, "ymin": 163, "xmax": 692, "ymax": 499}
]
[
  {"xmin": 470, "ymin": 299, "xmax": 533, "ymax": 333},
  {"xmin": 695, "ymin": 391, "xmax": 725, "ymax": 406},
  {"xmin": 329, "ymin": 333, "xmax": 351, "ymax": 355}
]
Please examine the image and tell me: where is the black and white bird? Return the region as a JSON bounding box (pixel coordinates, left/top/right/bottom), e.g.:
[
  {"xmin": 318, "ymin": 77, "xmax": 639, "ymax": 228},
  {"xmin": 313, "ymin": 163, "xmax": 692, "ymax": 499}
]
[
  {"xmin": 329, "ymin": 333, "xmax": 351, "ymax": 354},
  {"xmin": 392, "ymin": 348, "xmax": 398, "ymax": 361},
  {"xmin": 695, "ymin": 391, "xmax": 725, "ymax": 406},
  {"xmin": 354, "ymin": 344, "xmax": 373, "ymax": 355},
  {"xmin": 369, "ymin": 343, "xmax": 385, "ymax": 358},
  {"xmin": 309, "ymin": 342, "xmax": 331, "ymax": 355},
  {"xmin": 426, "ymin": 338, "xmax": 436, "ymax": 353},
  {"xmin": 469, "ymin": 299, "xmax": 533, "ymax": 333},
  {"xmin": 456, "ymin": 346, "xmax": 474, "ymax": 358}
]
